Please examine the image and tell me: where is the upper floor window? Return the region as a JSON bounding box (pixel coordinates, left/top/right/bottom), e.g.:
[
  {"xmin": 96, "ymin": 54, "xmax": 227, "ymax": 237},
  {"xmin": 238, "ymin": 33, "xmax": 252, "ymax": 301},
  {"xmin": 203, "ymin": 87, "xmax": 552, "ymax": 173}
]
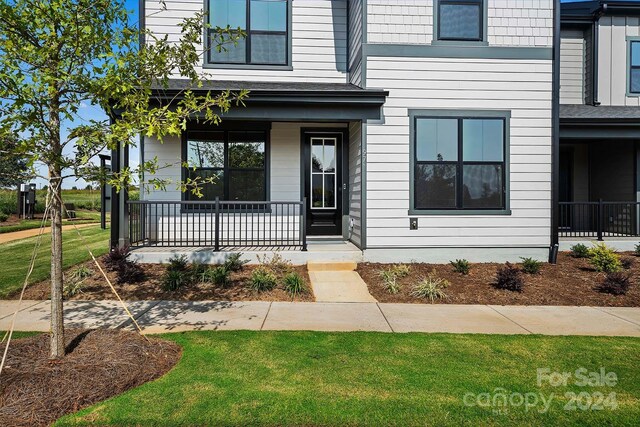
[
  {"xmin": 208, "ymin": 0, "xmax": 289, "ymax": 66},
  {"xmin": 437, "ymin": 0, "xmax": 483, "ymax": 42},
  {"xmin": 630, "ymin": 40, "xmax": 640, "ymax": 94}
]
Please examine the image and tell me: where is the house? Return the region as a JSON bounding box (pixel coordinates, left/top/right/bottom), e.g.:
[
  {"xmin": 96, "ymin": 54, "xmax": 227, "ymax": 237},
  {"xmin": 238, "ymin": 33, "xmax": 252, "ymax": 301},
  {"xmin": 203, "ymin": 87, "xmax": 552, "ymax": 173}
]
[
  {"xmin": 559, "ymin": 0, "xmax": 640, "ymax": 250},
  {"xmin": 111, "ymin": 0, "xmax": 639, "ymax": 264}
]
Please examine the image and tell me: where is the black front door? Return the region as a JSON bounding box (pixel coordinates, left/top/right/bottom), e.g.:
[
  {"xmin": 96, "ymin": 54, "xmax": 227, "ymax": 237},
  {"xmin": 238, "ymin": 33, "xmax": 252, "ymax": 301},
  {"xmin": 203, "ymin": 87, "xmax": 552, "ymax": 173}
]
[{"xmin": 303, "ymin": 132, "xmax": 343, "ymax": 236}]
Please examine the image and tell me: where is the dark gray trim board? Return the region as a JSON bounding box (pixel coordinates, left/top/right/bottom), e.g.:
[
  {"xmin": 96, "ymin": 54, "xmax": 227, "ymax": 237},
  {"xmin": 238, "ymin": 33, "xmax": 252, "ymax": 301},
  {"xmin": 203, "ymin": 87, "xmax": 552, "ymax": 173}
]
[
  {"xmin": 407, "ymin": 109, "xmax": 512, "ymax": 216},
  {"xmin": 551, "ymin": 0, "xmax": 561, "ymax": 252},
  {"xmin": 560, "ymin": 124, "xmax": 640, "ymax": 139},
  {"xmin": 363, "ymin": 44, "xmax": 553, "ymax": 60}
]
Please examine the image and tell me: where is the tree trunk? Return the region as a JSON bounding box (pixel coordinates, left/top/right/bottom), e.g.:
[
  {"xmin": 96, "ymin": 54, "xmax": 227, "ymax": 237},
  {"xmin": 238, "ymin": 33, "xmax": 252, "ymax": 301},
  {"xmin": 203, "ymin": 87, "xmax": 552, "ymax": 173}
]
[{"xmin": 49, "ymin": 168, "xmax": 65, "ymax": 359}]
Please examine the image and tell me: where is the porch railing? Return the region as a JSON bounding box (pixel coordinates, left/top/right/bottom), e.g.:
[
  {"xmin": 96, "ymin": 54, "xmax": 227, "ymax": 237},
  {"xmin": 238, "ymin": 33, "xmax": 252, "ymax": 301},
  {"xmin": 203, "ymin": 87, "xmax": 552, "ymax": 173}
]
[
  {"xmin": 127, "ymin": 199, "xmax": 307, "ymax": 251},
  {"xmin": 559, "ymin": 200, "xmax": 640, "ymax": 239}
]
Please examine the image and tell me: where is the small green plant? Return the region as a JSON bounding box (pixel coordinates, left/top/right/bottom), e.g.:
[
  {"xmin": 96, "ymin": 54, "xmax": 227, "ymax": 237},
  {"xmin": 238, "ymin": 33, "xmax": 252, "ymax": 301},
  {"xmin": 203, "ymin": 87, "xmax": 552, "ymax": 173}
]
[
  {"xmin": 495, "ymin": 263, "xmax": 524, "ymax": 292},
  {"xmin": 379, "ymin": 269, "xmax": 400, "ymax": 294},
  {"xmin": 283, "ymin": 272, "xmax": 306, "ymax": 297},
  {"xmin": 167, "ymin": 255, "xmax": 189, "ymax": 272},
  {"xmin": 588, "ymin": 243, "xmax": 622, "ymax": 273},
  {"xmin": 190, "ymin": 262, "xmax": 208, "ymax": 279},
  {"xmin": 570, "ymin": 243, "xmax": 590, "ymax": 258},
  {"xmin": 635, "ymin": 243, "xmax": 640, "ymax": 257},
  {"xmin": 410, "ymin": 271, "xmax": 449, "ymax": 302},
  {"xmin": 162, "ymin": 270, "xmax": 191, "ymax": 291},
  {"xmin": 63, "ymin": 280, "xmax": 84, "ymax": 298},
  {"xmin": 70, "ymin": 265, "xmax": 93, "ymax": 281},
  {"xmin": 389, "ymin": 264, "xmax": 411, "ymax": 278},
  {"xmin": 450, "ymin": 259, "xmax": 470, "ymax": 275},
  {"xmin": 250, "ymin": 267, "xmax": 277, "ymax": 292},
  {"xmin": 224, "ymin": 253, "xmax": 249, "ymax": 272},
  {"xmin": 257, "ymin": 252, "xmax": 292, "ymax": 275},
  {"xmin": 210, "ymin": 266, "xmax": 230, "ymax": 287},
  {"xmin": 598, "ymin": 272, "xmax": 631, "ymax": 296},
  {"xmin": 520, "ymin": 257, "xmax": 542, "ymax": 275},
  {"xmin": 0, "ymin": 212, "xmax": 8, "ymax": 222},
  {"xmin": 621, "ymin": 257, "xmax": 634, "ymax": 270}
]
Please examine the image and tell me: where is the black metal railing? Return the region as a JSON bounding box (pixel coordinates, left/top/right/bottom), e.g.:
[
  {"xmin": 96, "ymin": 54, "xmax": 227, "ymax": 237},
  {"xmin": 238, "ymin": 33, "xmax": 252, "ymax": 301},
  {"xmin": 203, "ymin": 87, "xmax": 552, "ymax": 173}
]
[
  {"xmin": 127, "ymin": 198, "xmax": 307, "ymax": 250},
  {"xmin": 559, "ymin": 200, "xmax": 640, "ymax": 239}
]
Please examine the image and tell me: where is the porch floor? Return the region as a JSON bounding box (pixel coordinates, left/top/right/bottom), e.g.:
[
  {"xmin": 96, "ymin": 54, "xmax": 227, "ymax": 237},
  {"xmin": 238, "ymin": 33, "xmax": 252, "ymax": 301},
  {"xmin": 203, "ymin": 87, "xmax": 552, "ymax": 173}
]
[{"xmin": 129, "ymin": 238, "xmax": 363, "ymax": 265}]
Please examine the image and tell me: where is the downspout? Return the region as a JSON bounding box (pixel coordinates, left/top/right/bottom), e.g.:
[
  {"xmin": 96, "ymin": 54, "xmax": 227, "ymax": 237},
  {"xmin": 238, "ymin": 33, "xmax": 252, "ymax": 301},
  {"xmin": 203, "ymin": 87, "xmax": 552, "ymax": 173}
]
[
  {"xmin": 550, "ymin": 0, "xmax": 561, "ymax": 263},
  {"xmin": 592, "ymin": 5, "xmax": 606, "ymax": 106}
]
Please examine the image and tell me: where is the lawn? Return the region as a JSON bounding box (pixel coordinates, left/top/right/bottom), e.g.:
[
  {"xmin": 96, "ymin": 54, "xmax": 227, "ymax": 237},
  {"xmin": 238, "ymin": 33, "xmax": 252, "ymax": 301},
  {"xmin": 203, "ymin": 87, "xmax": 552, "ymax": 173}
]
[
  {"xmin": 58, "ymin": 331, "xmax": 640, "ymax": 426},
  {"xmin": 0, "ymin": 226, "xmax": 110, "ymax": 298}
]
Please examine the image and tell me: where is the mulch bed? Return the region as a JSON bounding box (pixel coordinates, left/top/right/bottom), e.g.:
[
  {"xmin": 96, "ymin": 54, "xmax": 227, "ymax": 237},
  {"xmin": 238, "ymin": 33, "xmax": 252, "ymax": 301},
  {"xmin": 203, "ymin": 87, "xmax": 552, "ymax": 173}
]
[
  {"xmin": 358, "ymin": 252, "xmax": 640, "ymax": 306},
  {"xmin": 16, "ymin": 256, "xmax": 313, "ymax": 302},
  {"xmin": 0, "ymin": 329, "xmax": 181, "ymax": 426}
]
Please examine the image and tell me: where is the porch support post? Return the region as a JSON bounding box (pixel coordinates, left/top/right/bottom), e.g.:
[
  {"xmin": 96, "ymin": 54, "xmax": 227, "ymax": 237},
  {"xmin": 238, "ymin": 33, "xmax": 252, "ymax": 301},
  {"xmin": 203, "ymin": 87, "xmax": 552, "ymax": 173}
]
[
  {"xmin": 549, "ymin": 0, "xmax": 561, "ymax": 263},
  {"xmin": 110, "ymin": 137, "xmax": 130, "ymax": 249},
  {"xmin": 302, "ymin": 197, "xmax": 307, "ymax": 251}
]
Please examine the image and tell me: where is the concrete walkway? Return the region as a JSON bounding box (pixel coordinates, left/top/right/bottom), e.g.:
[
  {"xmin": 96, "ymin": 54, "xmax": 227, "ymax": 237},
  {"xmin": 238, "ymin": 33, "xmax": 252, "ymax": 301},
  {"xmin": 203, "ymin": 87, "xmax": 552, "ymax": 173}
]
[
  {"xmin": 2, "ymin": 300, "xmax": 640, "ymax": 336},
  {"xmin": 0, "ymin": 222, "xmax": 98, "ymax": 244},
  {"xmin": 307, "ymin": 261, "xmax": 377, "ymax": 303}
]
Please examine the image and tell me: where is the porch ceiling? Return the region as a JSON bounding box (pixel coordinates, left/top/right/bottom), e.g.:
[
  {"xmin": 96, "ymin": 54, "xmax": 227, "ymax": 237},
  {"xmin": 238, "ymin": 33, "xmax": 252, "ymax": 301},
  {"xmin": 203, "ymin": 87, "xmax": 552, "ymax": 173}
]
[{"xmin": 151, "ymin": 79, "xmax": 389, "ymax": 122}]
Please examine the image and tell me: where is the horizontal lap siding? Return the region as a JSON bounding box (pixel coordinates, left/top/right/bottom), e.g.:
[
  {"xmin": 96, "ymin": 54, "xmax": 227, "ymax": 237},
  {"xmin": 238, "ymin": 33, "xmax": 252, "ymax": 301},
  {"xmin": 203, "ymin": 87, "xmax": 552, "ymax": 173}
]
[
  {"xmin": 348, "ymin": 121, "xmax": 362, "ymax": 247},
  {"xmin": 365, "ymin": 56, "xmax": 552, "ymax": 248},
  {"xmin": 598, "ymin": 16, "xmax": 640, "ymax": 106},
  {"xmin": 143, "ymin": 136, "xmax": 183, "ymax": 201},
  {"xmin": 145, "ymin": 0, "xmax": 348, "ymax": 82},
  {"xmin": 560, "ymin": 31, "xmax": 585, "ymax": 105},
  {"xmin": 348, "ymin": 0, "xmax": 363, "ymax": 86}
]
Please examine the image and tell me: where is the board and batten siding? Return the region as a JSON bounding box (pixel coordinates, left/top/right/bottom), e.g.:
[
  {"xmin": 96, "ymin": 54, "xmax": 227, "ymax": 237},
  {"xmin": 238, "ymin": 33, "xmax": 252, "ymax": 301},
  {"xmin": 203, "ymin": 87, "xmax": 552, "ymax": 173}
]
[
  {"xmin": 364, "ymin": 56, "xmax": 553, "ymax": 249},
  {"xmin": 348, "ymin": 0, "xmax": 363, "ymax": 87},
  {"xmin": 366, "ymin": 0, "xmax": 553, "ymax": 47},
  {"xmin": 560, "ymin": 30, "xmax": 585, "ymax": 105},
  {"xmin": 145, "ymin": 0, "xmax": 348, "ymax": 83},
  {"xmin": 348, "ymin": 121, "xmax": 363, "ymax": 247},
  {"xmin": 597, "ymin": 16, "xmax": 640, "ymax": 106}
]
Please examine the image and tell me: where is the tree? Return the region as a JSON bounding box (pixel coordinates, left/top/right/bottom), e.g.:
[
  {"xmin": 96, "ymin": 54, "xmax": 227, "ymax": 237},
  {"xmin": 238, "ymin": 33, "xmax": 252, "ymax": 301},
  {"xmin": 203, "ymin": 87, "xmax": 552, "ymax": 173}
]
[
  {"xmin": 0, "ymin": 135, "xmax": 31, "ymax": 187},
  {"xmin": 0, "ymin": 0, "xmax": 246, "ymax": 358}
]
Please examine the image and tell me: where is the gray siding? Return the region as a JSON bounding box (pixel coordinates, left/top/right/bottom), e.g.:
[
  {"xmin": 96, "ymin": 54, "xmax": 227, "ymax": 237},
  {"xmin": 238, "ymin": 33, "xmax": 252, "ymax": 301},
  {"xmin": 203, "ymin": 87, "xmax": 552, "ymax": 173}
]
[
  {"xmin": 145, "ymin": 0, "xmax": 349, "ymax": 83},
  {"xmin": 584, "ymin": 27, "xmax": 593, "ymax": 104},
  {"xmin": 597, "ymin": 16, "xmax": 640, "ymax": 105},
  {"xmin": 348, "ymin": 0, "xmax": 363, "ymax": 86},
  {"xmin": 348, "ymin": 121, "xmax": 363, "ymax": 247},
  {"xmin": 364, "ymin": 55, "xmax": 553, "ymax": 248},
  {"xmin": 366, "ymin": 0, "xmax": 553, "ymax": 47},
  {"xmin": 560, "ymin": 30, "xmax": 585, "ymax": 105}
]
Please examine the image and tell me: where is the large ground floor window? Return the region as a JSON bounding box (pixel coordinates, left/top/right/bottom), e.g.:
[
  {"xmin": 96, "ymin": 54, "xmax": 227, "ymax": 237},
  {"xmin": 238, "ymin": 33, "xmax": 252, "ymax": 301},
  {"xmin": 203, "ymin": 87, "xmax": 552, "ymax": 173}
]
[
  {"xmin": 409, "ymin": 110, "xmax": 510, "ymax": 213},
  {"xmin": 184, "ymin": 130, "xmax": 267, "ymax": 201}
]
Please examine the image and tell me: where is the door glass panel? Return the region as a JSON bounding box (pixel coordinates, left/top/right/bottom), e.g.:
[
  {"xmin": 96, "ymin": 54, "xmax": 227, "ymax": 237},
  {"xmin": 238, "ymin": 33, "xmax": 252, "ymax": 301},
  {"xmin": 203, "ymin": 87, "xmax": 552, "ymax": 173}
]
[
  {"xmin": 310, "ymin": 137, "xmax": 338, "ymax": 209},
  {"xmin": 324, "ymin": 175, "xmax": 336, "ymax": 208},
  {"xmin": 312, "ymin": 140, "xmax": 323, "ymax": 172},
  {"xmin": 312, "ymin": 174, "xmax": 323, "ymax": 207},
  {"xmin": 323, "ymin": 141, "xmax": 336, "ymax": 172}
]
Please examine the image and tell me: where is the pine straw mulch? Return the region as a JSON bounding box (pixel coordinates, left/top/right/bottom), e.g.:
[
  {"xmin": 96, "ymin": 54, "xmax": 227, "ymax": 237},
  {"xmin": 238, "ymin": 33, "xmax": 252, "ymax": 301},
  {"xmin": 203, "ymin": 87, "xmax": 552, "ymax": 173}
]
[
  {"xmin": 16, "ymin": 257, "xmax": 313, "ymax": 302},
  {"xmin": 358, "ymin": 252, "xmax": 640, "ymax": 306},
  {"xmin": 0, "ymin": 329, "xmax": 181, "ymax": 427}
]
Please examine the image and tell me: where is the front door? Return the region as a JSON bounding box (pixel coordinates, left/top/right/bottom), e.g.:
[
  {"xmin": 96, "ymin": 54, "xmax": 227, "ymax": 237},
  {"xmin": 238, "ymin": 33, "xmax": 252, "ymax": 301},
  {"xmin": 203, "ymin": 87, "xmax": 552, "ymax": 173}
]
[{"xmin": 303, "ymin": 132, "xmax": 343, "ymax": 236}]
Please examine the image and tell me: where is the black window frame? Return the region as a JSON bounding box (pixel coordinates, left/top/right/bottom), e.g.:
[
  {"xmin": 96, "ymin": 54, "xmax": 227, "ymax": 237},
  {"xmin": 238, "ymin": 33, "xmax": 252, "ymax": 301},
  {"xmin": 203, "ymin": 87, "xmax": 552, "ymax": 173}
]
[
  {"xmin": 206, "ymin": 0, "xmax": 290, "ymax": 67},
  {"xmin": 629, "ymin": 40, "xmax": 640, "ymax": 94},
  {"xmin": 412, "ymin": 115, "xmax": 507, "ymax": 212},
  {"xmin": 182, "ymin": 127, "xmax": 270, "ymax": 206},
  {"xmin": 436, "ymin": 0, "xmax": 484, "ymax": 42}
]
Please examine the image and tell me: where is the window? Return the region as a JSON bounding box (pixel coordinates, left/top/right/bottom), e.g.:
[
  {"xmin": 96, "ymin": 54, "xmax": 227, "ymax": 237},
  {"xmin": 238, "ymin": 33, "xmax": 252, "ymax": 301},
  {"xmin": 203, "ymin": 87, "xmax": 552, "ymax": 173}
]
[
  {"xmin": 185, "ymin": 130, "xmax": 267, "ymax": 202},
  {"xmin": 437, "ymin": 0, "xmax": 483, "ymax": 42},
  {"xmin": 630, "ymin": 40, "xmax": 640, "ymax": 94},
  {"xmin": 412, "ymin": 114, "xmax": 508, "ymax": 211},
  {"xmin": 207, "ymin": 0, "xmax": 288, "ymax": 66}
]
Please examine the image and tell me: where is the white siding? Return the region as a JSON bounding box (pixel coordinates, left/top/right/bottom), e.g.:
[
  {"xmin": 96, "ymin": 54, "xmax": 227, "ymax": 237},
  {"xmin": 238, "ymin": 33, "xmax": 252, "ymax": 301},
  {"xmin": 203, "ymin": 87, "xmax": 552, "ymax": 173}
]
[
  {"xmin": 366, "ymin": 0, "xmax": 553, "ymax": 48},
  {"xmin": 364, "ymin": 55, "xmax": 553, "ymax": 248},
  {"xmin": 142, "ymin": 135, "xmax": 183, "ymax": 201},
  {"xmin": 597, "ymin": 16, "xmax": 640, "ymax": 106},
  {"xmin": 145, "ymin": 0, "xmax": 348, "ymax": 83},
  {"xmin": 348, "ymin": 121, "xmax": 362, "ymax": 247},
  {"xmin": 560, "ymin": 30, "xmax": 585, "ymax": 105}
]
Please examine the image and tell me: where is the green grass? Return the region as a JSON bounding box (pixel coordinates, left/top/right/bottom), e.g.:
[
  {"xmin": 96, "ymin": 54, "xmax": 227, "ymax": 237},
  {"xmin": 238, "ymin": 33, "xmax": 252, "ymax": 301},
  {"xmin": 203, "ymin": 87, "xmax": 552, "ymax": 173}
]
[
  {"xmin": 57, "ymin": 331, "xmax": 640, "ymax": 426},
  {"xmin": 0, "ymin": 211, "xmax": 104, "ymax": 234},
  {"xmin": 0, "ymin": 226, "xmax": 110, "ymax": 298}
]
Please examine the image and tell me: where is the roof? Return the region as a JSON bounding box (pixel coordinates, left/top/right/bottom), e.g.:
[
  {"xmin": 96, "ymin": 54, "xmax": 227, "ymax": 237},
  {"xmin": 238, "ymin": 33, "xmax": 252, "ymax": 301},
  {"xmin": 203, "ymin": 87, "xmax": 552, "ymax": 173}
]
[
  {"xmin": 562, "ymin": 1, "xmax": 640, "ymax": 20},
  {"xmin": 560, "ymin": 104, "xmax": 640, "ymax": 121}
]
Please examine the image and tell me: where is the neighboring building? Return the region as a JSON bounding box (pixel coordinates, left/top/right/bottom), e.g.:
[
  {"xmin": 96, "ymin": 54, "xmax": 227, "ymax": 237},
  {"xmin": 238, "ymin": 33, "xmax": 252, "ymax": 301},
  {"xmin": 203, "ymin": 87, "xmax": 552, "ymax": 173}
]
[{"xmin": 109, "ymin": 0, "xmax": 639, "ymax": 263}]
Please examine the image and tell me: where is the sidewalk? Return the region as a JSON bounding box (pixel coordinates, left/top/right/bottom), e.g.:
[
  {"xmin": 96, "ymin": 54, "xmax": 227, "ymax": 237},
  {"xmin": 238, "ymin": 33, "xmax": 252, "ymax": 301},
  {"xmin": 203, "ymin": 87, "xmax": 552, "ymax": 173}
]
[
  {"xmin": 0, "ymin": 223, "xmax": 98, "ymax": 244},
  {"xmin": 2, "ymin": 300, "xmax": 640, "ymax": 336}
]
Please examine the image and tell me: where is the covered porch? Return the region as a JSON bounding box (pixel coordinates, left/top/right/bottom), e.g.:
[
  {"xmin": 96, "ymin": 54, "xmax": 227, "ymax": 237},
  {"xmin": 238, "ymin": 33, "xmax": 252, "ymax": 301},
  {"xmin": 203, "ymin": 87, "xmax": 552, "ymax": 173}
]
[
  {"xmin": 110, "ymin": 81, "xmax": 387, "ymax": 259},
  {"xmin": 558, "ymin": 105, "xmax": 640, "ymax": 249}
]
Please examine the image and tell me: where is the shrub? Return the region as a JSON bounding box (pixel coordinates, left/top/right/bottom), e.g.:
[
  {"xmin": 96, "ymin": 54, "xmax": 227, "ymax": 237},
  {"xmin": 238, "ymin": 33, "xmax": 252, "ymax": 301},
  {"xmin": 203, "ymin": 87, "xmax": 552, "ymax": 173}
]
[
  {"xmin": 410, "ymin": 271, "xmax": 449, "ymax": 302},
  {"xmin": 249, "ymin": 267, "xmax": 277, "ymax": 292},
  {"xmin": 520, "ymin": 257, "xmax": 542, "ymax": 275},
  {"xmin": 224, "ymin": 253, "xmax": 249, "ymax": 272},
  {"xmin": 257, "ymin": 253, "xmax": 292, "ymax": 275},
  {"xmin": 116, "ymin": 261, "xmax": 146, "ymax": 284},
  {"xmin": 191, "ymin": 262, "xmax": 208, "ymax": 279},
  {"xmin": 495, "ymin": 263, "xmax": 524, "ymax": 292},
  {"xmin": 379, "ymin": 269, "xmax": 400, "ymax": 294},
  {"xmin": 63, "ymin": 280, "xmax": 84, "ymax": 298},
  {"xmin": 588, "ymin": 243, "xmax": 622, "ymax": 273},
  {"xmin": 209, "ymin": 266, "xmax": 230, "ymax": 287},
  {"xmin": 598, "ymin": 272, "xmax": 631, "ymax": 296},
  {"xmin": 635, "ymin": 243, "xmax": 640, "ymax": 257},
  {"xmin": 450, "ymin": 259, "xmax": 470, "ymax": 275},
  {"xmin": 389, "ymin": 264, "xmax": 411, "ymax": 278},
  {"xmin": 162, "ymin": 270, "xmax": 190, "ymax": 291},
  {"xmin": 570, "ymin": 243, "xmax": 590, "ymax": 259},
  {"xmin": 70, "ymin": 265, "xmax": 93, "ymax": 282},
  {"xmin": 621, "ymin": 257, "xmax": 634, "ymax": 270},
  {"xmin": 103, "ymin": 246, "xmax": 131, "ymax": 271},
  {"xmin": 0, "ymin": 212, "xmax": 8, "ymax": 222},
  {"xmin": 283, "ymin": 272, "xmax": 306, "ymax": 297},
  {"xmin": 167, "ymin": 255, "xmax": 189, "ymax": 272}
]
